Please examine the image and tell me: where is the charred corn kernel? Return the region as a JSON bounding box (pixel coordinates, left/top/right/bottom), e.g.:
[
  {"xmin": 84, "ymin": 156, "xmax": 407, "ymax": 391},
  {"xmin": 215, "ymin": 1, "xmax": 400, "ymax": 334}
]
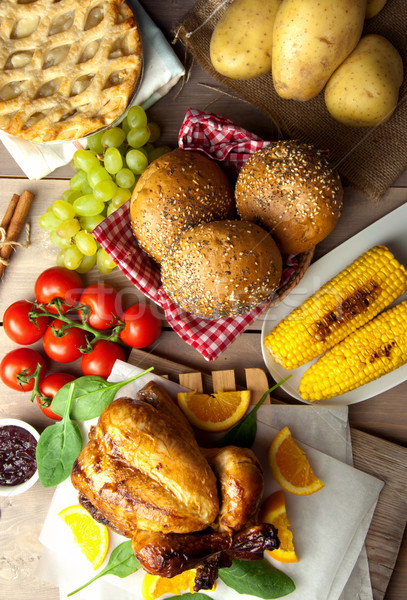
[
  {"xmin": 264, "ymin": 245, "xmax": 407, "ymax": 369},
  {"xmin": 299, "ymin": 300, "xmax": 407, "ymax": 401}
]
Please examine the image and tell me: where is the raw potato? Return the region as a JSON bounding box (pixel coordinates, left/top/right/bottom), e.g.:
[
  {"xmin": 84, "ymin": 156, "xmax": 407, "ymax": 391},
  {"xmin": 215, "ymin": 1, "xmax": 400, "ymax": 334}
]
[
  {"xmin": 324, "ymin": 35, "xmax": 403, "ymax": 127},
  {"xmin": 210, "ymin": 0, "xmax": 282, "ymax": 79},
  {"xmin": 366, "ymin": 0, "xmax": 387, "ymax": 18},
  {"xmin": 272, "ymin": 0, "xmax": 367, "ymax": 101}
]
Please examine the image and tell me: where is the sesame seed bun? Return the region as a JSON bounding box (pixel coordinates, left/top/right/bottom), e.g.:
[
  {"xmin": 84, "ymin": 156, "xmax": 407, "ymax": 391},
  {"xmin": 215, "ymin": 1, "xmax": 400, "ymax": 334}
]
[
  {"xmin": 161, "ymin": 220, "xmax": 283, "ymax": 319},
  {"xmin": 234, "ymin": 141, "xmax": 343, "ymax": 255},
  {"xmin": 130, "ymin": 148, "xmax": 235, "ymax": 263}
]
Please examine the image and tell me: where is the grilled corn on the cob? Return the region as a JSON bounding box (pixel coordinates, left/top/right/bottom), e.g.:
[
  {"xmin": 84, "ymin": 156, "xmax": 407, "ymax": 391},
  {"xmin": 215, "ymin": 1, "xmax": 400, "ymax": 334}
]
[
  {"xmin": 299, "ymin": 300, "xmax": 407, "ymax": 401},
  {"xmin": 264, "ymin": 245, "xmax": 407, "ymax": 369}
]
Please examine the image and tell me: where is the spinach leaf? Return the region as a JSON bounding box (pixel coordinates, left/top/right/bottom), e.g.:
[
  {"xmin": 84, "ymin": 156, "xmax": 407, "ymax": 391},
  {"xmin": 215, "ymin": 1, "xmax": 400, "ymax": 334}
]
[
  {"xmin": 219, "ymin": 559, "xmax": 295, "ymax": 598},
  {"xmin": 217, "ymin": 375, "xmax": 291, "ymax": 448},
  {"xmin": 36, "ymin": 382, "xmax": 83, "ymax": 488},
  {"xmin": 68, "ymin": 540, "xmax": 140, "ymax": 596},
  {"xmin": 167, "ymin": 595, "xmax": 211, "ymax": 599},
  {"xmin": 51, "ymin": 366, "xmax": 154, "ymax": 421}
]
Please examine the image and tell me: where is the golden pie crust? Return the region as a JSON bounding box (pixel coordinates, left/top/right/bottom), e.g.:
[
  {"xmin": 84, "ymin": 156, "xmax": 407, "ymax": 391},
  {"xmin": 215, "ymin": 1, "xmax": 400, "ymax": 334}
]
[{"xmin": 0, "ymin": 0, "xmax": 143, "ymax": 143}]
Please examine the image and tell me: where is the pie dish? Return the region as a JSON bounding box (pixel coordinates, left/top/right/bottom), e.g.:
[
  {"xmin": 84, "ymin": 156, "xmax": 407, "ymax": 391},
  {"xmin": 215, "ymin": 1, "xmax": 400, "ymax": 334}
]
[{"xmin": 0, "ymin": 0, "xmax": 143, "ymax": 142}]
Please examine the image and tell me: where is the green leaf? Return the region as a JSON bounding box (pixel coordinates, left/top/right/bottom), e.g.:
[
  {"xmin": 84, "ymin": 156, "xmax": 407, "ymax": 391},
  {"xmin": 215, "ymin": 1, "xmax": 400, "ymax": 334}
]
[
  {"xmin": 51, "ymin": 367, "xmax": 154, "ymax": 421},
  {"xmin": 36, "ymin": 383, "xmax": 83, "ymax": 488},
  {"xmin": 217, "ymin": 376, "xmax": 291, "ymax": 448},
  {"xmin": 68, "ymin": 541, "xmax": 140, "ymax": 596},
  {"xmin": 219, "ymin": 559, "xmax": 295, "ymax": 599},
  {"xmin": 167, "ymin": 594, "xmax": 211, "ymax": 599}
]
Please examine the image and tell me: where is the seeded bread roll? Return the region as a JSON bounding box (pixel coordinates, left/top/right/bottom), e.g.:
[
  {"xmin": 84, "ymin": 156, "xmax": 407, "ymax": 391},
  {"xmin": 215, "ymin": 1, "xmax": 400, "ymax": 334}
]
[
  {"xmin": 234, "ymin": 141, "xmax": 343, "ymax": 255},
  {"xmin": 161, "ymin": 220, "xmax": 283, "ymax": 319},
  {"xmin": 130, "ymin": 148, "xmax": 235, "ymax": 263}
]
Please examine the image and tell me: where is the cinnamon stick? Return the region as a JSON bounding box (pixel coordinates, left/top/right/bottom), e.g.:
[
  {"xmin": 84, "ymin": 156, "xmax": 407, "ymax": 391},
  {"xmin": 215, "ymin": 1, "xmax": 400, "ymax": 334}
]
[
  {"xmin": 0, "ymin": 190, "xmax": 34, "ymax": 278},
  {"xmin": 0, "ymin": 193, "xmax": 20, "ymax": 232}
]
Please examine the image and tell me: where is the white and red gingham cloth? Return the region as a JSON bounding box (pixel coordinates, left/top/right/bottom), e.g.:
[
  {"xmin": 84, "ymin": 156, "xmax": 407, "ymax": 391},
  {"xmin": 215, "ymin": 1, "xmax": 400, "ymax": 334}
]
[{"xmin": 93, "ymin": 108, "xmax": 298, "ymax": 361}]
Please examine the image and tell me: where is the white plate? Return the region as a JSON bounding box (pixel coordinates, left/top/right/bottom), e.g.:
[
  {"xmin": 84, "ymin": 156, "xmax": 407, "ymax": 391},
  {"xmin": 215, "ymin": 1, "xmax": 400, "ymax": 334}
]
[{"xmin": 261, "ymin": 202, "xmax": 407, "ymax": 405}]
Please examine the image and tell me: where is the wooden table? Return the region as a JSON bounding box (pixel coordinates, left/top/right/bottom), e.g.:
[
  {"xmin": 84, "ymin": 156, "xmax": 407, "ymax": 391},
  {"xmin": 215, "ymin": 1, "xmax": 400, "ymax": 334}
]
[{"xmin": 0, "ymin": 2, "xmax": 406, "ymax": 599}]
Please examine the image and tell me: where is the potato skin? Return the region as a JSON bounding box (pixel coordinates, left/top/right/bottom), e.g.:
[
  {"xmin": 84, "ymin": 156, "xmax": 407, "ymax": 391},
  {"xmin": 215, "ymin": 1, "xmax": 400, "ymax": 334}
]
[
  {"xmin": 210, "ymin": 0, "xmax": 282, "ymax": 80},
  {"xmin": 324, "ymin": 35, "xmax": 403, "ymax": 127},
  {"xmin": 366, "ymin": 0, "xmax": 387, "ymax": 19},
  {"xmin": 272, "ymin": 0, "xmax": 366, "ymax": 101}
]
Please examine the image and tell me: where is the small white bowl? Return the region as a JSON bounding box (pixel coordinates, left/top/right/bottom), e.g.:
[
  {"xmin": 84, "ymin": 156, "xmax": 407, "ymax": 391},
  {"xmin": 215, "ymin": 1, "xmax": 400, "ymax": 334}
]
[{"xmin": 0, "ymin": 418, "xmax": 40, "ymax": 497}]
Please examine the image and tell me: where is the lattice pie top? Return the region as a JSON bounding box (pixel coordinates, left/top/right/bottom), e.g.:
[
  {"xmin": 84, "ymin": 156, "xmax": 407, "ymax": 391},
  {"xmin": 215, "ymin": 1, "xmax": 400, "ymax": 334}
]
[{"xmin": 0, "ymin": 0, "xmax": 143, "ymax": 142}]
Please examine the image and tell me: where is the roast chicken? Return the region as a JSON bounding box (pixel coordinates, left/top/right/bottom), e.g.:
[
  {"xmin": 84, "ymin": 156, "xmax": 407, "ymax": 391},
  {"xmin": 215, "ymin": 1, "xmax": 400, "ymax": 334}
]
[{"xmin": 71, "ymin": 381, "xmax": 279, "ymax": 590}]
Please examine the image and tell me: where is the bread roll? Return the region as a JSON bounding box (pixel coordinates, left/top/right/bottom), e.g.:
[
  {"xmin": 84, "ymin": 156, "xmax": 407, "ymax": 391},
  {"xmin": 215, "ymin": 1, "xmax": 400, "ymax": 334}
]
[
  {"xmin": 234, "ymin": 141, "xmax": 343, "ymax": 255},
  {"xmin": 161, "ymin": 220, "xmax": 283, "ymax": 319},
  {"xmin": 130, "ymin": 148, "xmax": 235, "ymax": 263}
]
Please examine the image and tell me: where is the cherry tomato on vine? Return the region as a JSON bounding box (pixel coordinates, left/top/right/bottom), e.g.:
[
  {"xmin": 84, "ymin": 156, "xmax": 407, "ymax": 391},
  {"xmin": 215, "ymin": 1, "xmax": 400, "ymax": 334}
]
[
  {"xmin": 3, "ymin": 300, "xmax": 49, "ymax": 345},
  {"xmin": 34, "ymin": 266, "xmax": 83, "ymax": 314},
  {"xmin": 0, "ymin": 348, "xmax": 46, "ymax": 391},
  {"xmin": 79, "ymin": 283, "xmax": 122, "ymax": 331},
  {"xmin": 36, "ymin": 372, "xmax": 76, "ymax": 420},
  {"xmin": 81, "ymin": 340, "xmax": 126, "ymax": 379},
  {"xmin": 43, "ymin": 319, "xmax": 88, "ymax": 363},
  {"xmin": 119, "ymin": 304, "xmax": 162, "ymax": 348}
]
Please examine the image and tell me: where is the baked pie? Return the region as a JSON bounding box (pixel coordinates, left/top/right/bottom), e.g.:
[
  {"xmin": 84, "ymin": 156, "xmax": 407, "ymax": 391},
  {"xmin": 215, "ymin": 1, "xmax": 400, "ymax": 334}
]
[{"xmin": 0, "ymin": 0, "xmax": 143, "ymax": 142}]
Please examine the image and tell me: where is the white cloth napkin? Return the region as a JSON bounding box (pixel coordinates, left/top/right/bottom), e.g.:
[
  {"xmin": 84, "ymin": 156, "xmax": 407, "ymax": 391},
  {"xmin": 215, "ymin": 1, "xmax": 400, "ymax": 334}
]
[
  {"xmin": 37, "ymin": 361, "xmax": 384, "ymax": 600},
  {"xmin": 0, "ymin": 1, "xmax": 184, "ymax": 180}
]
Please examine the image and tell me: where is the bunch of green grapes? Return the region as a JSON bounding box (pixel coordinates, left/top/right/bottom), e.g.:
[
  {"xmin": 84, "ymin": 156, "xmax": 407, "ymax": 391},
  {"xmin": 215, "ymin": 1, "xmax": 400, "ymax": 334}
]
[{"xmin": 39, "ymin": 105, "xmax": 170, "ymax": 274}]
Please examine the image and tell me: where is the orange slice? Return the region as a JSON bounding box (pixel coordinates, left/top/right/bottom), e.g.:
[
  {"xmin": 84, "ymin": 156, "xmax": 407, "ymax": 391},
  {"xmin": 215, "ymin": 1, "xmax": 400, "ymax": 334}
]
[
  {"xmin": 141, "ymin": 569, "xmax": 205, "ymax": 600},
  {"xmin": 176, "ymin": 389, "xmax": 251, "ymax": 432},
  {"xmin": 268, "ymin": 426, "xmax": 325, "ymax": 496},
  {"xmin": 259, "ymin": 490, "xmax": 299, "ymax": 563},
  {"xmin": 58, "ymin": 504, "xmax": 109, "ymax": 570}
]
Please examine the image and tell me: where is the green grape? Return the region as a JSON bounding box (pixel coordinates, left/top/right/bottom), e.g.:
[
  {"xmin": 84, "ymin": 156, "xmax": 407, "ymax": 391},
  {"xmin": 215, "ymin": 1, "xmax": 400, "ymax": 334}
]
[
  {"xmin": 64, "ymin": 245, "xmax": 84, "ymax": 270},
  {"xmin": 73, "ymin": 149, "xmax": 100, "ymax": 173},
  {"xmin": 76, "ymin": 253, "xmax": 97, "ymax": 274},
  {"xmin": 111, "ymin": 187, "xmax": 132, "ymax": 208},
  {"xmin": 103, "ymin": 147, "xmax": 123, "ymax": 175},
  {"xmin": 87, "ymin": 131, "xmax": 104, "ymax": 154},
  {"xmin": 93, "ymin": 179, "xmax": 118, "ymax": 202},
  {"xmin": 120, "ymin": 117, "xmax": 131, "ymax": 135},
  {"xmin": 74, "ymin": 230, "xmax": 98, "ymax": 256},
  {"xmin": 147, "ymin": 122, "xmax": 160, "ymax": 144},
  {"xmin": 148, "ymin": 145, "xmax": 171, "ymax": 163},
  {"xmin": 81, "ymin": 180, "xmax": 93, "ymax": 195},
  {"xmin": 116, "ymin": 168, "xmax": 135, "ymax": 189},
  {"xmin": 51, "ymin": 199, "xmax": 76, "ymax": 221},
  {"xmin": 62, "ymin": 189, "xmax": 82, "ymax": 204},
  {"xmin": 79, "ymin": 214, "xmax": 105, "ymax": 232},
  {"xmin": 49, "ymin": 230, "xmax": 72, "ymax": 249},
  {"xmin": 39, "ymin": 210, "xmax": 62, "ymax": 231},
  {"xmin": 88, "ymin": 166, "xmax": 112, "ymax": 189},
  {"xmin": 127, "ymin": 105, "xmax": 147, "ymax": 129},
  {"xmin": 56, "ymin": 249, "xmax": 66, "ymax": 267},
  {"xmin": 70, "ymin": 170, "xmax": 88, "ymax": 191},
  {"xmin": 97, "ymin": 248, "xmax": 116, "ymax": 274},
  {"xmin": 126, "ymin": 149, "xmax": 148, "ymax": 175},
  {"xmin": 127, "ymin": 125, "xmax": 150, "ymax": 149},
  {"xmin": 73, "ymin": 194, "xmax": 105, "ymax": 216},
  {"xmin": 106, "ymin": 203, "xmax": 117, "ymax": 217},
  {"xmin": 56, "ymin": 217, "xmax": 81, "ymax": 239},
  {"xmin": 101, "ymin": 127, "xmax": 126, "ymax": 148}
]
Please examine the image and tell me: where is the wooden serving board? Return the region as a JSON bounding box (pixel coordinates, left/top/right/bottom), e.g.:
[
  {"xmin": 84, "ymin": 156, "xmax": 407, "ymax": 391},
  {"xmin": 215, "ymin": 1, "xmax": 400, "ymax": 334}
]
[{"xmin": 128, "ymin": 349, "xmax": 407, "ymax": 600}]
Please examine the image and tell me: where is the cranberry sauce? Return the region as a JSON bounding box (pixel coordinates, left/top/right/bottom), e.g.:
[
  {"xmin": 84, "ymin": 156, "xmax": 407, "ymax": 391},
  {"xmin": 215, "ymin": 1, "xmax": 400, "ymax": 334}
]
[{"xmin": 0, "ymin": 425, "xmax": 37, "ymax": 486}]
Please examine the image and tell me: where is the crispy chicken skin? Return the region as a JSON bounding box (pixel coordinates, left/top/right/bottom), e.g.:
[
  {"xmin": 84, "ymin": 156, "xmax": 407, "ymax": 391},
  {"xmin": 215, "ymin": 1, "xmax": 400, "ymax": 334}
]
[
  {"xmin": 71, "ymin": 381, "xmax": 279, "ymax": 588},
  {"xmin": 71, "ymin": 383, "xmax": 219, "ymax": 535}
]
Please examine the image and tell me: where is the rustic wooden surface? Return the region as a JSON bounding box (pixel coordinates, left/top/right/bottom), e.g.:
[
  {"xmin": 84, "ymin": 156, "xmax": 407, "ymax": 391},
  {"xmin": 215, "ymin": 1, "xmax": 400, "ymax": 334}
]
[{"xmin": 0, "ymin": 1, "xmax": 406, "ymax": 599}]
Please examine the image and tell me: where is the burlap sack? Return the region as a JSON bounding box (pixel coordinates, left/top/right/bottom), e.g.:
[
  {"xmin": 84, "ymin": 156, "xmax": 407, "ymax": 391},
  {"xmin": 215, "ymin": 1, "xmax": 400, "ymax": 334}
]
[{"xmin": 174, "ymin": 0, "xmax": 407, "ymax": 201}]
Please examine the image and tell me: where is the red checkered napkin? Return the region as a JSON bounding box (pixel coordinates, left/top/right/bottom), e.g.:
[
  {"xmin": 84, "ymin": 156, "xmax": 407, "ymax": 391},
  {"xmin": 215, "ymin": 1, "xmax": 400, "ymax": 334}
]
[{"xmin": 93, "ymin": 108, "xmax": 295, "ymax": 361}]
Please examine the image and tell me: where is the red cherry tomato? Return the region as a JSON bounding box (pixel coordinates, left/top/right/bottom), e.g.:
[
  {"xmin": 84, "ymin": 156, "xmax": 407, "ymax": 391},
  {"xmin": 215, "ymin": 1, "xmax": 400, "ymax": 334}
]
[
  {"xmin": 81, "ymin": 340, "xmax": 126, "ymax": 379},
  {"xmin": 119, "ymin": 304, "xmax": 162, "ymax": 348},
  {"xmin": 79, "ymin": 283, "xmax": 122, "ymax": 331},
  {"xmin": 0, "ymin": 348, "xmax": 46, "ymax": 391},
  {"xmin": 36, "ymin": 372, "xmax": 76, "ymax": 420},
  {"xmin": 3, "ymin": 300, "xmax": 49, "ymax": 345},
  {"xmin": 43, "ymin": 319, "xmax": 88, "ymax": 363},
  {"xmin": 34, "ymin": 266, "xmax": 83, "ymax": 314}
]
